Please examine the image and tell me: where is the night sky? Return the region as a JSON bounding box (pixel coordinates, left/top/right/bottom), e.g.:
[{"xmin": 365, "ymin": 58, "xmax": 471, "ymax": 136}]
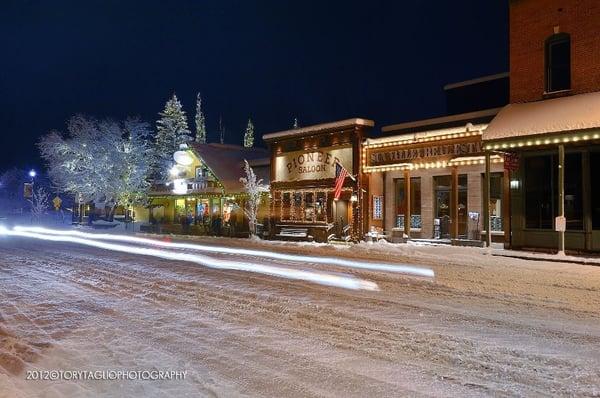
[{"xmin": 0, "ymin": 1, "xmax": 508, "ymax": 171}]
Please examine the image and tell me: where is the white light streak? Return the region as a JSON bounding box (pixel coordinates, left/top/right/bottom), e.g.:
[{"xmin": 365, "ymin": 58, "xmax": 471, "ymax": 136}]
[
  {"xmin": 2, "ymin": 228, "xmax": 378, "ymax": 291},
  {"xmin": 13, "ymin": 226, "xmax": 435, "ymax": 278}
]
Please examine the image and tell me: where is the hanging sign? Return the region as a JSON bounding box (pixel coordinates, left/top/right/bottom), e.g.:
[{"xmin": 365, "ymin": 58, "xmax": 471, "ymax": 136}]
[
  {"xmin": 504, "ymin": 153, "xmax": 520, "ymax": 171},
  {"xmin": 23, "ymin": 183, "xmax": 33, "ymax": 199},
  {"xmin": 52, "ymin": 196, "xmax": 62, "ymax": 210}
]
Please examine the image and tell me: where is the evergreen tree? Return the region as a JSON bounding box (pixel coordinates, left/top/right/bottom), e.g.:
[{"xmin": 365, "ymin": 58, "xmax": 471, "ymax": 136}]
[
  {"xmin": 194, "ymin": 92, "xmax": 206, "ymax": 144},
  {"xmin": 244, "ymin": 118, "xmax": 255, "ymax": 148},
  {"xmin": 219, "ymin": 115, "xmax": 225, "ymax": 144},
  {"xmin": 155, "ymin": 94, "xmax": 192, "ymax": 178}
]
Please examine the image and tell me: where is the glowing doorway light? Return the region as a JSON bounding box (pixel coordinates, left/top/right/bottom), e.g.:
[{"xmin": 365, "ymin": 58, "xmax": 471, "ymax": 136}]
[
  {"xmin": 1, "ymin": 227, "xmax": 378, "ymax": 291},
  {"xmin": 13, "ymin": 226, "xmax": 435, "ymax": 277}
]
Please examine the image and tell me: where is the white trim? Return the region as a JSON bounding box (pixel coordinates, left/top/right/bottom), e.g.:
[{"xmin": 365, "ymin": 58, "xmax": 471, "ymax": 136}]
[{"xmin": 365, "ymin": 124, "xmax": 487, "ymax": 146}]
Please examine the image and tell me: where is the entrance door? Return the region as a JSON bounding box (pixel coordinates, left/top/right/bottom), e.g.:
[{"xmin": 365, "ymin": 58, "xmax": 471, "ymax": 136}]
[
  {"xmin": 434, "ymin": 176, "xmax": 451, "ymax": 238},
  {"xmin": 434, "ymin": 175, "xmax": 468, "ymax": 238},
  {"xmin": 334, "ymin": 200, "xmax": 349, "ymax": 236}
]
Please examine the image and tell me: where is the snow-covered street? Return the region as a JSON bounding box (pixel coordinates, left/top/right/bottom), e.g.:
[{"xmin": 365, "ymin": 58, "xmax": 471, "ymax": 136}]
[{"xmin": 1, "ymin": 233, "xmax": 599, "ymax": 397}]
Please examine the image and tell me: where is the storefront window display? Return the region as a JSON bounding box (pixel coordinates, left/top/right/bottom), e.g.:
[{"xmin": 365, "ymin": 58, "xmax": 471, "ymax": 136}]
[
  {"xmin": 489, "ymin": 173, "xmax": 503, "ymax": 232},
  {"xmin": 279, "ymin": 190, "xmax": 331, "ymax": 223},
  {"xmin": 395, "ymin": 177, "xmax": 422, "ymax": 229}
]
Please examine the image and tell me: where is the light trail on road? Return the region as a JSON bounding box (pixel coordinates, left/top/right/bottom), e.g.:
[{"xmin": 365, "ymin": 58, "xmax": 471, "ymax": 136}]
[
  {"xmin": 12, "ymin": 226, "xmax": 435, "ymax": 278},
  {"xmin": 0, "ymin": 226, "xmax": 378, "ymax": 291}
]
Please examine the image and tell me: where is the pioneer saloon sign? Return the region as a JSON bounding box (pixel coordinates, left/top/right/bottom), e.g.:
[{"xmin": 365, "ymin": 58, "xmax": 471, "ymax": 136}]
[
  {"xmin": 368, "ymin": 137, "xmax": 483, "ymax": 166},
  {"xmin": 274, "ymin": 145, "xmax": 353, "ymax": 182}
]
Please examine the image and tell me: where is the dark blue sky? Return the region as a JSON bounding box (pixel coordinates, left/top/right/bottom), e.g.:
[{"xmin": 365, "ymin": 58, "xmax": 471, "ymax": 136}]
[{"xmin": 0, "ymin": 1, "xmax": 508, "ymax": 170}]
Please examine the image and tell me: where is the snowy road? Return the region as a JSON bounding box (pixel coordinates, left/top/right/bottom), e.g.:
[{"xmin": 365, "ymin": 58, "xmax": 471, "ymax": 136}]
[{"xmin": 1, "ymin": 234, "xmax": 599, "ymax": 397}]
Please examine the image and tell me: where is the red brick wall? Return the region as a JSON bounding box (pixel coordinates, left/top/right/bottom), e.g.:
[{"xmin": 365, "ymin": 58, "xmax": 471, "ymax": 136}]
[{"xmin": 509, "ymin": 0, "xmax": 600, "ymax": 103}]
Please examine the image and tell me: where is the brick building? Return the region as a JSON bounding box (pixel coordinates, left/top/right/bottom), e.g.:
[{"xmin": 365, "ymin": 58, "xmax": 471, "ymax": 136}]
[
  {"xmin": 509, "ymin": 0, "xmax": 600, "ymax": 103},
  {"xmin": 483, "ymin": 0, "xmax": 600, "ymax": 252}
]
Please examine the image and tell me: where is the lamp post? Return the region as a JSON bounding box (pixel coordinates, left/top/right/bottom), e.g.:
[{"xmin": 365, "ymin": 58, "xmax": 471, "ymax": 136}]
[{"xmin": 29, "ymin": 169, "xmax": 36, "ymax": 190}]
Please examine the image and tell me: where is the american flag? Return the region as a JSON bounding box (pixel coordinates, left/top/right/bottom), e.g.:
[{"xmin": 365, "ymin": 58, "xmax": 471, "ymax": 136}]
[{"xmin": 334, "ymin": 161, "xmax": 349, "ymax": 200}]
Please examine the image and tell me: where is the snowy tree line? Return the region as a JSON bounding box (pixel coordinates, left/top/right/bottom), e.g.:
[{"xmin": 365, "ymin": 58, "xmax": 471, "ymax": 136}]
[
  {"xmin": 38, "ymin": 116, "xmax": 154, "ymax": 216},
  {"xmin": 36, "ymin": 93, "xmax": 258, "ymax": 216}
]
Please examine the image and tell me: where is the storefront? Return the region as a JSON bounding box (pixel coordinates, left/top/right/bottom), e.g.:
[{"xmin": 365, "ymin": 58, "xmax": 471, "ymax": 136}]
[
  {"xmin": 364, "ymin": 112, "xmax": 506, "ymax": 243},
  {"xmin": 483, "ymin": 92, "xmax": 600, "ymax": 252},
  {"xmin": 263, "ymin": 118, "xmax": 374, "ymax": 242},
  {"xmin": 142, "ymin": 143, "xmax": 270, "ymax": 236}
]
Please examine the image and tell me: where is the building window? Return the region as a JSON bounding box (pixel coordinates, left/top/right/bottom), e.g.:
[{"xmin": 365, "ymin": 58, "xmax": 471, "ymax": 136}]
[
  {"xmin": 280, "ymin": 190, "xmax": 329, "ymax": 223},
  {"xmin": 591, "ymin": 152, "xmax": 600, "ymax": 229},
  {"xmin": 395, "ymin": 177, "xmax": 421, "ymax": 229},
  {"xmin": 488, "ymin": 173, "xmax": 504, "ymax": 232},
  {"xmin": 524, "ymin": 153, "xmax": 583, "ymax": 230},
  {"xmin": 545, "ymin": 33, "xmax": 571, "ymax": 92},
  {"xmin": 564, "ymin": 153, "xmax": 583, "ymax": 230},
  {"xmin": 525, "ymin": 156, "xmax": 554, "ymax": 229}
]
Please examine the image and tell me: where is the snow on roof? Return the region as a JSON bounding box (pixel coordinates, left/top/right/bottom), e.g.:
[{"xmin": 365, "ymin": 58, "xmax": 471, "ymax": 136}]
[
  {"xmin": 262, "ymin": 118, "xmax": 374, "ymax": 141},
  {"xmin": 483, "ymin": 91, "xmax": 600, "ymax": 141},
  {"xmin": 365, "ymin": 123, "xmax": 487, "ymax": 146},
  {"xmin": 189, "ymin": 143, "xmax": 270, "ymax": 193}
]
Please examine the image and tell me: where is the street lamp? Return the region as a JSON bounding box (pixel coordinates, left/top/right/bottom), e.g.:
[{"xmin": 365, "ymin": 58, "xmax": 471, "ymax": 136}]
[{"xmin": 29, "ymin": 169, "xmax": 36, "ymax": 180}]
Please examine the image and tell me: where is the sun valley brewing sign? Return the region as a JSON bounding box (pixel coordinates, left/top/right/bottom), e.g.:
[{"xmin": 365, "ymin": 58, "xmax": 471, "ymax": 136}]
[
  {"xmin": 274, "ymin": 145, "xmax": 353, "ymax": 182},
  {"xmin": 368, "ymin": 138, "xmax": 483, "ymax": 166}
]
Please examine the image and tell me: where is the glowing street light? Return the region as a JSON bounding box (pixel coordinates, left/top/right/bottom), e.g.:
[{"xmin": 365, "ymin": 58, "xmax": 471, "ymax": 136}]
[{"xmin": 29, "ymin": 169, "xmax": 36, "ymax": 178}]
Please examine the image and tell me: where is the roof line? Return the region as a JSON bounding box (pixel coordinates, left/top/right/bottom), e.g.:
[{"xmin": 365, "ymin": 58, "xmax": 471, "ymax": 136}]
[
  {"xmin": 263, "ymin": 118, "xmax": 374, "ymax": 141},
  {"xmin": 381, "ymin": 107, "xmax": 502, "ymax": 133},
  {"xmin": 443, "ymin": 72, "xmax": 509, "ymax": 91}
]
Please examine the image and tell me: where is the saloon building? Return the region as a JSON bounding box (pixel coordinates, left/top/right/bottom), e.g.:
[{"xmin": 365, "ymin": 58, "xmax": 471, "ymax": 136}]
[{"xmin": 263, "ymin": 119, "xmax": 374, "ymax": 242}]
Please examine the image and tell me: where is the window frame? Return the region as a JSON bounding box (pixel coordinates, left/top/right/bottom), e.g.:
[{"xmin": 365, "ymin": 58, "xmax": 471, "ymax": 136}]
[{"xmin": 545, "ymin": 33, "xmax": 571, "ymax": 94}]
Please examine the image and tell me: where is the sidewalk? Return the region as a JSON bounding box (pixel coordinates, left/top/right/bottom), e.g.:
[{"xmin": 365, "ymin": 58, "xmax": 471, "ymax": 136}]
[{"xmin": 491, "ymin": 248, "xmax": 600, "ymax": 266}]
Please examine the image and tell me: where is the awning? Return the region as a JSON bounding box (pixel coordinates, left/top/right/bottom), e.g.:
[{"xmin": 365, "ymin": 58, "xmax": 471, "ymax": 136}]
[{"xmin": 483, "ymin": 91, "xmax": 600, "ymax": 142}]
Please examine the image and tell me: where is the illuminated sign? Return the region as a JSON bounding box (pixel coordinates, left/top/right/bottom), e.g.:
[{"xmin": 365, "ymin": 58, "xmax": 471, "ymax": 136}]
[
  {"xmin": 367, "ymin": 137, "xmax": 483, "ymax": 167},
  {"xmin": 274, "ymin": 145, "xmax": 353, "ymax": 182}
]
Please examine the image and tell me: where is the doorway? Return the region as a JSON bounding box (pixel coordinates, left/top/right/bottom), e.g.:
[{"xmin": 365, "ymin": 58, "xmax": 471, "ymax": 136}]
[
  {"xmin": 333, "ymin": 200, "xmax": 350, "ymax": 236},
  {"xmin": 434, "ymin": 175, "xmax": 468, "ymax": 238}
]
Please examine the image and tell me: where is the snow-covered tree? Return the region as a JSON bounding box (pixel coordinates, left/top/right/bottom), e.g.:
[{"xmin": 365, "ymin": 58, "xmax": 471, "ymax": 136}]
[
  {"xmin": 155, "ymin": 94, "xmax": 192, "ymax": 178},
  {"xmin": 194, "ymin": 92, "xmax": 206, "ymax": 144},
  {"xmin": 243, "ymin": 118, "xmax": 255, "ymax": 148},
  {"xmin": 113, "ymin": 118, "xmax": 153, "ymax": 211},
  {"xmin": 239, "ymin": 159, "xmax": 267, "ymax": 237},
  {"xmin": 293, "ymin": 117, "xmax": 299, "ymax": 129},
  {"xmin": 38, "ymin": 115, "xmax": 152, "ymax": 217},
  {"xmin": 28, "ymin": 186, "xmax": 49, "ymax": 221}
]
